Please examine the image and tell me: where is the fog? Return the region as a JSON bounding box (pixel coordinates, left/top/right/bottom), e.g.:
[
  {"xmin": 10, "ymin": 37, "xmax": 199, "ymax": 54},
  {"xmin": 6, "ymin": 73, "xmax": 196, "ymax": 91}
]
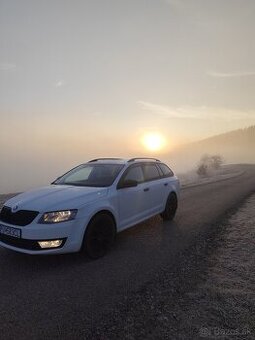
[
  {"xmin": 1, "ymin": 1, "xmax": 255, "ymax": 193},
  {"xmin": 165, "ymin": 126, "xmax": 255, "ymax": 173},
  {"xmin": 1, "ymin": 126, "xmax": 254, "ymax": 194}
]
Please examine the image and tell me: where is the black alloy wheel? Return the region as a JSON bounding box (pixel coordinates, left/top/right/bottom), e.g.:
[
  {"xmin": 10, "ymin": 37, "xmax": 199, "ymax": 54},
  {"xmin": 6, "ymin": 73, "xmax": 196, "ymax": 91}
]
[
  {"xmin": 83, "ymin": 213, "xmax": 116, "ymax": 259},
  {"xmin": 160, "ymin": 192, "xmax": 178, "ymax": 221}
]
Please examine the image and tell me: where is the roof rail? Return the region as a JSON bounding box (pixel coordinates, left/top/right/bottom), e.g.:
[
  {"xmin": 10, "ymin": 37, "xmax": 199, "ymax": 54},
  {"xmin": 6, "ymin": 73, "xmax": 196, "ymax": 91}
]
[
  {"xmin": 128, "ymin": 157, "xmax": 160, "ymax": 162},
  {"xmin": 88, "ymin": 157, "xmax": 124, "ymax": 162}
]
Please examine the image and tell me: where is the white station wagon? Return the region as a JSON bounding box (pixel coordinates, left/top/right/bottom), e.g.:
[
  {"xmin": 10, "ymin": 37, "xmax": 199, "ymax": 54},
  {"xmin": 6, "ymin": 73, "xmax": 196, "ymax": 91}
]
[{"xmin": 0, "ymin": 158, "xmax": 180, "ymax": 258}]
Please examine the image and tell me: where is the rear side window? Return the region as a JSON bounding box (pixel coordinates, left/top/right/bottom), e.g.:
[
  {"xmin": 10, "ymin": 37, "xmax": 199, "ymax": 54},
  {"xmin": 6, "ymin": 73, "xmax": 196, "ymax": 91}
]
[
  {"xmin": 143, "ymin": 164, "xmax": 161, "ymax": 181},
  {"xmin": 158, "ymin": 163, "xmax": 174, "ymax": 177}
]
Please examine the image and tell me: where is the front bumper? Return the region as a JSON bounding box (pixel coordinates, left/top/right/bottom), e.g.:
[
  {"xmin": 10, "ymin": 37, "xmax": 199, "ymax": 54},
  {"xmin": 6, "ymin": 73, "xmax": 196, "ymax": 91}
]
[
  {"xmin": 0, "ymin": 217, "xmax": 86, "ymax": 255},
  {"xmin": 0, "ymin": 233, "xmax": 67, "ymax": 250}
]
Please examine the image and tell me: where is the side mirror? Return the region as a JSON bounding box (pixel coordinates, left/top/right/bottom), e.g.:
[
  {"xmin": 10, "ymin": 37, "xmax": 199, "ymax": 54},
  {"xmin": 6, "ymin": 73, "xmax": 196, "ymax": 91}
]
[{"xmin": 118, "ymin": 179, "xmax": 138, "ymax": 189}]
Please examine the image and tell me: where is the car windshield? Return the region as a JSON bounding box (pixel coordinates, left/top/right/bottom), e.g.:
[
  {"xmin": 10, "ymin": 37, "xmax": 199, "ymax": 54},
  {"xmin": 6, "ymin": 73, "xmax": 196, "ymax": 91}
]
[{"xmin": 53, "ymin": 164, "xmax": 124, "ymax": 187}]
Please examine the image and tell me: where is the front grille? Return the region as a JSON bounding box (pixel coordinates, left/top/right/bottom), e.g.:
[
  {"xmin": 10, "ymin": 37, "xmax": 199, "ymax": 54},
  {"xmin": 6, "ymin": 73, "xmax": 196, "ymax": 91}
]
[
  {"xmin": 0, "ymin": 206, "xmax": 39, "ymax": 226},
  {"xmin": 0, "ymin": 234, "xmax": 67, "ymax": 251}
]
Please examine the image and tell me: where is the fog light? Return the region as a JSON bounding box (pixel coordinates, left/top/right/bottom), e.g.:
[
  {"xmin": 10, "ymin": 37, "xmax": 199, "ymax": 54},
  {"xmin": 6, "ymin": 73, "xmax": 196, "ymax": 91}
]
[{"xmin": 38, "ymin": 240, "xmax": 63, "ymax": 249}]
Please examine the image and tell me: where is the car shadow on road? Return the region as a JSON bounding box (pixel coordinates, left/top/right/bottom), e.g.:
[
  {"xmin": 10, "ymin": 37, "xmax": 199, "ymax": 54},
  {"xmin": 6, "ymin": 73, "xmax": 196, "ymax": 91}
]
[{"xmin": 0, "ymin": 215, "xmax": 184, "ymax": 277}]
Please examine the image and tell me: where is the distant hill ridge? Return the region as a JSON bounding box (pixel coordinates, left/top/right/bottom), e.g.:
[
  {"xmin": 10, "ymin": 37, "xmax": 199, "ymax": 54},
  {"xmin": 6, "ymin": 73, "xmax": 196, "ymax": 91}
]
[
  {"xmin": 197, "ymin": 125, "xmax": 255, "ymax": 147},
  {"xmin": 168, "ymin": 125, "xmax": 255, "ymax": 171}
]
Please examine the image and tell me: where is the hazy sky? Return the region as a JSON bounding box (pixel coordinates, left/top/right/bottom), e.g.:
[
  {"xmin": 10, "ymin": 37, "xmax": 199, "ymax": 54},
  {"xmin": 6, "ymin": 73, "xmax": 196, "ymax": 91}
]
[{"xmin": 1, "ymin": 0, "xmax": 255, "ymax": 192}]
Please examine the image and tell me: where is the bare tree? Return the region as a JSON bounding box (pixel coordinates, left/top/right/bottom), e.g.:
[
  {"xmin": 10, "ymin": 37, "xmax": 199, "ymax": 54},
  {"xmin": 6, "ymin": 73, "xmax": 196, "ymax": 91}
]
[
  {"xmin": 197, "ymin": 163, "xmax": 208, "ymax": 176},
  {"xmin": 211, "ymin": 155, "xmax": 224, "ymax": 169},
  {"xmin": 196, "ymin": 154, "xmax": 224, "ymax": 177}
]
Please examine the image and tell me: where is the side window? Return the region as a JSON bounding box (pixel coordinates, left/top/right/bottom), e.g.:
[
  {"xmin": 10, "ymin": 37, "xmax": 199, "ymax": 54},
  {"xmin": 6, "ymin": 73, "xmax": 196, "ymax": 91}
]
[
  {"xmin": 123, "ymin": 165, "xmax": 144, "ymax": 183},
  {"xmin": 158, "ymin": 163, "xmax": 174, "ymax": 177},
  {"xmin": 143, "ymin": 164, "xmax": 161, "ymax": 181}
]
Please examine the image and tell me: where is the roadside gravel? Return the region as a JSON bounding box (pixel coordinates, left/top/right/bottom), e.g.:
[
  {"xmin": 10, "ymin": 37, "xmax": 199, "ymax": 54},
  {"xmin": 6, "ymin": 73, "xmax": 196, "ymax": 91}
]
[{"xmin": 86, "ymin": 194, "xmax": 255, "ymax": 339}]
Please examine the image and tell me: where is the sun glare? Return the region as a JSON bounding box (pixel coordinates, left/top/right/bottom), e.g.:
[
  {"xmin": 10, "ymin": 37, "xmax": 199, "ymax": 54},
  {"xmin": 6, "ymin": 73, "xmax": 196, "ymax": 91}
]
[{"xmin": 142, "ymin": 132, "xmax": 166, "ymax": 152}]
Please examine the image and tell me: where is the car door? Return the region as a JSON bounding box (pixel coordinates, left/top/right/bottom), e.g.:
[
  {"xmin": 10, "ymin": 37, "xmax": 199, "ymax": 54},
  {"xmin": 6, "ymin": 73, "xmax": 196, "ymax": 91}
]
[
  {"xmin": 117, "ymin": 164, "xmax": 150, "ymax": 230},
  {"xmin": 157, "ymin": 163, "xmax": 176, "ymax": 204},
  {"xmin": 142, "ymin": 163, "xmax": 165, "ymax": 215}
]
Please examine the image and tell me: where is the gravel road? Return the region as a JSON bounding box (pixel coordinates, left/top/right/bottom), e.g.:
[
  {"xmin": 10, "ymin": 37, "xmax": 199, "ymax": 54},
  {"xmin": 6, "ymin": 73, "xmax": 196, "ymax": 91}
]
[
  {"xmin": 0, "ymin": 164, "xmax": 254, "ymax": 339},
  {"xmin": 93, "ymin": 193, "xmax": 255, "ymax": 340}
]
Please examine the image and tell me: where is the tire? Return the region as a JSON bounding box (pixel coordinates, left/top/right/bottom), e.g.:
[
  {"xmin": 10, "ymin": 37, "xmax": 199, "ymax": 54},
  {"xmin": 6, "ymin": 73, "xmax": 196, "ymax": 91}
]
[
  {"xmin": 83, "ymin": 213, "xmax": 116, "ymax": 259},
  {"xmin": 160, "ymin": 192, "xmax": 178, "ymax": 221}
]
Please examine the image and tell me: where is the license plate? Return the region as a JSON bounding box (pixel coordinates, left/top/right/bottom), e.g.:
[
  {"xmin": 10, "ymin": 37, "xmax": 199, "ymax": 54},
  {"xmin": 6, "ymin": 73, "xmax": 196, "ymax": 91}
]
[{"xmin": 0, "ymin": 224, "xmax": 21, "ymax": 238}]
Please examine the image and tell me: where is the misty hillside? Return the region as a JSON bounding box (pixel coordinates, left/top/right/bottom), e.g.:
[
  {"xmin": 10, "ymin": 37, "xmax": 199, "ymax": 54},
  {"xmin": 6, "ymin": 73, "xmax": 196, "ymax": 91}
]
[
  {"xmin": 168, "ymin": 126, "xmax": 255, "ymax": 172},
  {"xmin": 196, "ymin": 125, "xmax": 255, "ymax": 150}
]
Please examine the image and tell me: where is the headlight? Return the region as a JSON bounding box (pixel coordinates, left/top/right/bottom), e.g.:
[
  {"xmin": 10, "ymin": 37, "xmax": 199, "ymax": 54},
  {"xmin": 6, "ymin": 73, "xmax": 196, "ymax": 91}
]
[{"xmin": 38, "ymin": 210, "xmax": 77, "ymax": 224}]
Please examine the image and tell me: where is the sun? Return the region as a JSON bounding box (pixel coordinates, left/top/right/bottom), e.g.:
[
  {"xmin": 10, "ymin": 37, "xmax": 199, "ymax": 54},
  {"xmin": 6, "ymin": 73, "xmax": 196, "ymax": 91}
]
[{"xmin": 142, "ymin": 132, "xmax": 166, "ymax": 152}]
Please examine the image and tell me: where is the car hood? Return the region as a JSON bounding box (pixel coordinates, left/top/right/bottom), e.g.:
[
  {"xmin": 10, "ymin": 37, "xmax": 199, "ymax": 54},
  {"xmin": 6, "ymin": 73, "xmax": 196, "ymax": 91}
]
[{"xmin": 4, "ymin": 185, "xmax": 109, "ymax": 212}]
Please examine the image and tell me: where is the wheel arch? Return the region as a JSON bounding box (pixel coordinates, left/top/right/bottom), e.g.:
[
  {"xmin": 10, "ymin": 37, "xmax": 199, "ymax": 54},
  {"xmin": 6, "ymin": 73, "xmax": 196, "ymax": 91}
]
[
  {"xmin": 89, "ymin": 209, "xmax": 117, "ymax": 229},
  {"xmin": 81, "ymin": 209, "xmax": 117, "ymax": 248},
  {"xmin": 165, "ymin": 190, "xmax": 178, "ymax": 205}
]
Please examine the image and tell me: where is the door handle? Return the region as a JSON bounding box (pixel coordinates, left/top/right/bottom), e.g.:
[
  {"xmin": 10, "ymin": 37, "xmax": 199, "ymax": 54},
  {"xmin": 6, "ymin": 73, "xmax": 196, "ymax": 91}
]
[
  {"xmin": 164, "ymin": 183, "xmax": 168, "ymax": 186},
  {"xmin": 144, "ymin": 188, "xmax": 150, "ymax": 192}
]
